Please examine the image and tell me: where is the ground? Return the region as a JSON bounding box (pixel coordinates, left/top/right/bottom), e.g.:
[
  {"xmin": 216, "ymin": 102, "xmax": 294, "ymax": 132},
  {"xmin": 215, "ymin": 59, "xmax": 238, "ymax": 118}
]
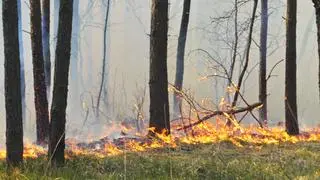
[{"xmin": 0, "ymin": 141, "xmax": 320, "ymax": 179}]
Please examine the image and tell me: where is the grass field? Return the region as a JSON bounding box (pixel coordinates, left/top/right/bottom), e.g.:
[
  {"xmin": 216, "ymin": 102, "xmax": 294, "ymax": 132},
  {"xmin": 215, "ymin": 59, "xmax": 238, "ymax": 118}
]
[{"xmin": 0, "ymin": 141, "xmax": 320, "ymax": 179}]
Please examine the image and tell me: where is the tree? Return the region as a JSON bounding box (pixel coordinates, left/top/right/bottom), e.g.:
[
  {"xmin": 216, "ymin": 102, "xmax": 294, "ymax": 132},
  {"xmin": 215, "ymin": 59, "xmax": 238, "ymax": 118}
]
[
  {"xmin": 226, "ymin": 0, "xmax": 258, "ymax": 126},
  {"xmin": 312, "ymin": 0, "xmax": 320, "ymax": 99},
  {"xmin": 96, "ymin": 0, "xmax": 111, "ymax": 119},
  {"xmin": 232, "ymin": 0, "xmax": 258, "ymax": 107},
  {"xmin": 2, "ymin": 0, "xmax": 24, "ymax": 166},
  {"xmin": 259, "ymin": 0, "xmax": 268, "ymax": 124},
  {"xmin": 285, "ymin": 0, "xmax": 299, "ymax": 135},
  {"xmin": 42, "ymin": 0, "xmax": 51, "ymax": 97},
  {"xmin": 30, "ymin": 0, "xmax": 50, "ymax": 145},
  {"xmin": 17, "ymin": 0, "xmax": 26, "ymax": 125},
  {"xmin": 173, "ymin": 0, "xmax": 191, "ymax": 117},
  {"xmin": 149, "ymin": 0, "xmax": 170, "ymax": 135},
  {"xmin": 48, "ymin": 0, "xmax": 74, "ymax": 166}
]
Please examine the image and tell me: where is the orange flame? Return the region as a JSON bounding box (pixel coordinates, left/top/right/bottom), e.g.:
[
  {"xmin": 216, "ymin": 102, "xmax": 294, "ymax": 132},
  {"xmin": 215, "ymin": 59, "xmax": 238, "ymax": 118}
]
[{"xmin": 1, "ymin": 121, "xmax": 320, "ymax": 160}]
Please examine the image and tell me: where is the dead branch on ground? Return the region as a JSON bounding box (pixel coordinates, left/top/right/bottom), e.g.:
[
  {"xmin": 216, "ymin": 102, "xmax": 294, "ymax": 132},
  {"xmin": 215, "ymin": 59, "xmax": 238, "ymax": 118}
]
[{"xmin": 176, "ymin": 102, "xmax": 262, "ymax": 131}]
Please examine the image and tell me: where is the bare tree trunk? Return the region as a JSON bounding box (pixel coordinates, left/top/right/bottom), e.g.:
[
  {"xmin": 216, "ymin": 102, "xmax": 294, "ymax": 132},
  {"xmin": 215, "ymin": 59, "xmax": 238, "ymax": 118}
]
[
  {"xmin": 312, "ymin": 0, "xmax": 320, "ymax": 100},
  {"xmin": 173, "ymin": 0, "xmax": 191, "ymax": 117},
  {"xmin": 17, "ymin": 0, "xmax": 26, "ymax": 126},
  {"xmin": 48, "ymin": 0, "xmax": 73, "ymax": 166},
  {"xmin": 232, "ymin": 0, "xmax": 258, "ymax": 107},
  {"xmin": 2, "ymin": 0, "xmax": 24, "ymax": 166},
  {"xmin": 229, "ymin": 0, "xmax": 238, "ymax": 91},
  {"xmin": 149, "ymin": 0, "xmax": 170, "ymax": 135},
  {"xmin": 42, "ymin": 0, "xmax": 51, "ymax": 98},
  {"xmin": 96, "ymin": 0, "xmax": 111, "ymax": 119},
  {"xmin": 285, "ymin": 0, "xmax": 299, "ymax": 135},
  {"xmin": 30, "ymin": 0, "xmax": 50, "ymax": 145},
  {"xmin": 259, "ymin": 0, "xmax": 268, "ymax": 124}
]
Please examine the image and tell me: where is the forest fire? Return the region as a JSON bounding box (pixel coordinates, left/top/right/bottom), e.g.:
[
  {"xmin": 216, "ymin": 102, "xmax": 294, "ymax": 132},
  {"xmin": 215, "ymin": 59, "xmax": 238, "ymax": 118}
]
[{"xmin": 1, "ymin": 120, "xmax": 320, "ymax": 160}]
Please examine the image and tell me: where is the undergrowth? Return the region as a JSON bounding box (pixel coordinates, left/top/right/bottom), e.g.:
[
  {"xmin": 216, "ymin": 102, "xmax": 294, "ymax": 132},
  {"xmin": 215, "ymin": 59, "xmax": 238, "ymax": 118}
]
[{"xmin": 1, "ymin": 142, "xmax": 320, "ymax": 179}]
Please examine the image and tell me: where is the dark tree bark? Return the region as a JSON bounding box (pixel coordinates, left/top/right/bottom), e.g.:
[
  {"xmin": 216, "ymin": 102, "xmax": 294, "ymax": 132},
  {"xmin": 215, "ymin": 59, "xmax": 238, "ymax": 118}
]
[
  {"xmin": 2, "ymin": 0, "xmax": 24, "ymax": 166},
  {"xmin": 173, "ymin": 0, "xmax": 191, "ymax": 117},
  {"xmin": 149, "ymin": 0, "xmax": 170, "ymax": 135},
  {"xmin": 285, "ymin": 0, "xmax": 299, "ymax": 135},
  {"xmin": 42, "ymin": 0, "xmax": 51, "ymax": 97},
  {"xmin": 30, "ymin": 0, "xmax": 50, "ymax": 145},
  {"xmin": 259, "ymin": 0, "xmax": 268, "ymax": 124},
  {"xmin": 312, "ymin": 0, "xmax": 320, "ymax": 100},
  {"xmin": 48, "ymin": 0, "xmax": 73, "ymax": 166}
]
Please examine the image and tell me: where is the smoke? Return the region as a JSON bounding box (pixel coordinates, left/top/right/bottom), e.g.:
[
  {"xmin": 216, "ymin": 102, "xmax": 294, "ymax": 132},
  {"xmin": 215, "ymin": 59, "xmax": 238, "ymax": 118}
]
[{"xmin": 0, "ymin": 0, "xmax": 319, "ymax": 146}]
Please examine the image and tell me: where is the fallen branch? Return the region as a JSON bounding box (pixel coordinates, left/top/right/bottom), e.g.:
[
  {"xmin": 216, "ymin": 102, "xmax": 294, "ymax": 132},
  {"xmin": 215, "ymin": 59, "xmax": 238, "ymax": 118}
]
[{"xmin": 176, "ymin": 102, "xmax": 262, "ymax": 131}]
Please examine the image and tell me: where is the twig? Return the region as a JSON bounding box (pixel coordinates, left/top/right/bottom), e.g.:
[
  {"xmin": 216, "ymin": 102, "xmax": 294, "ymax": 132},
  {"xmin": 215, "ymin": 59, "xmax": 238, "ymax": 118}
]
[
  {"xmin": 177, "ymin": 102, "xmax": 262, "ymax": 130},
  {"xmin": 266, "ymin": 59, "xmax": 284, "ymax": 81}
]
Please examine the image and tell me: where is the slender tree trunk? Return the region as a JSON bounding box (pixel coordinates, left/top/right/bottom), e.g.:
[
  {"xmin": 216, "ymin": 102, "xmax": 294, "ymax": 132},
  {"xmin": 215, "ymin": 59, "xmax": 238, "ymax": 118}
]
[
  {"xmin": 48, "ymin": 0, "xmax": 73, "ymax": 166},
  {"xmin": 285, "ymin": 0, "xmax": 299, "ymax": 135},
  {"xmin": 149, "ymin": 0, "xmax": 170, "ymax": 135},
  {"xmin": 2, "ymin": 0, "xmax": 24, "ymax": 166},
  {"xmin": 173, "ymin": 0, "xmax": 191, "ymax": 117},
  {"xmin": 227, "ymin": 0, "xmax": 258, "ymax": 127},
  {"xmin": 17, "ymin": 0, "xmax": 26, "ymax": 126},
  {"xmin": 42, "ymin": 0, "xmax": 51, "ymax": 98},
  {"xmin": 30, "ymin": 0, "xmax": 50, "ymax": 145},
  {"xmin": 96, "ymin": 0, "xmax": 111, "ymax": 119},
  {"xmin": 259, "ymin": 0, "xmax": 268, "ymax": 124},
  {"xmin": 229, "ymin": 0, "xmax": 238, "ymax": 97},
  {"xmin": 312, "ymin": 0, "xmax": 320, "ymax": 100},
  {"xmin": 232, "ymin": 0, "xmax": 258, "ymax": 107}
]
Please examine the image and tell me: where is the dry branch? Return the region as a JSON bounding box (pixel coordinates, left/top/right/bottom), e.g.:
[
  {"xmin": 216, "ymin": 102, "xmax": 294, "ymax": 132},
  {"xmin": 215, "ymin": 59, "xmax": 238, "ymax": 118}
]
[{"xmin": 176, "ymin": 102, "xmax": 262, "ymax": 131}]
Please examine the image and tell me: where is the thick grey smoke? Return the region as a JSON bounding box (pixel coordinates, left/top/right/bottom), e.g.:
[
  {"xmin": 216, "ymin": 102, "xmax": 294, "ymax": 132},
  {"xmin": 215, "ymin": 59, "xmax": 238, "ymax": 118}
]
[{"xmin": 0, "ymin": 0, "xmax": 319, "ymax": 147}]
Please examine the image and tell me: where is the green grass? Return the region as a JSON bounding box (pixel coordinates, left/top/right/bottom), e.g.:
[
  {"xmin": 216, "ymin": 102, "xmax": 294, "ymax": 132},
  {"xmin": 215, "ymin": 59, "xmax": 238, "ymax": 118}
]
[{"xmin": 1, "ymin": 142, "xmax": 320, "ymax": 179}]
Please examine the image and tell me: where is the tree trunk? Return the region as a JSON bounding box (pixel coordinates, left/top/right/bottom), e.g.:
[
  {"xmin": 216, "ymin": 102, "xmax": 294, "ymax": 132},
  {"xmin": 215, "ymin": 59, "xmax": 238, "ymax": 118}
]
[
  {"xmin": 259, "ymin": 0, "xmax": 268, "ymax": 124},
  {"xmin": 48, "ymin": 0, "xmax": 73, "ymax": 166},
  {"xmin": 42, "ymin": 0, "xmax": 51, "ymax": 98},
  {"xmin": 285, "ymin": 0, "xmax": 299, "ymax": 135},
  {"xmin": 17, "ymin": 0, "xmax": 26, "ymax": 126},
  {"xmin": 30, "ymin": 0, "xmax": 50, "ymax": 145},
  {"xmin": 149, "ymin": 0, "xmax": 170, "ymax": 135},
  {"xmin": 96, "ymin": 0, "xmax": 111, "ymax": 119},
  {"xmin": 173, "ymin": 0, "xmax": 191, "ymax": 117},
  {"xmin": 312, "ymin": 0, "xmax": 320, "ymax": 100},
  {"xmin": 232, "ymin": 0, "xmax": 258, "ymax": 107},
  {"xmin": 2, "ymin": 0, "xmax": 24, "ymax": 166}
]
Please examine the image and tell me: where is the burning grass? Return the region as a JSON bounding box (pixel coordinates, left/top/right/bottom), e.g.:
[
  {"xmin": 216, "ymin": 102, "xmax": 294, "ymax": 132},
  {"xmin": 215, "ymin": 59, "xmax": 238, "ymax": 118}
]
[
  {"xmin": 1, "ymin": 120, "xmax": 320, "ymax": 160},
  {"xmin": 0, "ymin": 120, "xmax": 320, "ymax": 178},
  {"xmin": 1, "ymin": 142, "xmax": 320, "ymax": 179}
]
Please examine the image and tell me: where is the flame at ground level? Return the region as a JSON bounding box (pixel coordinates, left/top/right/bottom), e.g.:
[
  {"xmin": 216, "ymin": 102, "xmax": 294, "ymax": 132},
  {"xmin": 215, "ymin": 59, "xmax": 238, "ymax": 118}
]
[{"xmin": 1, "ymin": 121, "xmax": 320, "ymax": 160}]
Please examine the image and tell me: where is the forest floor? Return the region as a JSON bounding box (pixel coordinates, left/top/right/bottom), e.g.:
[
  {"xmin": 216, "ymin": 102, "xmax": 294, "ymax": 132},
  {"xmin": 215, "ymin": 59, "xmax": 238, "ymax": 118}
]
[{"xmin": 0, "ymin": 141, "xmax": 320, "ymax": 179}]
